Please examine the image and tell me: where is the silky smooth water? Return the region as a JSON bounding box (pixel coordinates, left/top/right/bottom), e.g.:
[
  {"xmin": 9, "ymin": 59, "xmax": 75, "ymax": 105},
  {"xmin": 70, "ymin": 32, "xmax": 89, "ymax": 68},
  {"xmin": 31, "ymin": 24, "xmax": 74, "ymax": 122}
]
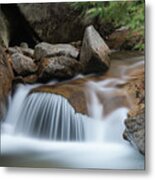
[
  {"xmin": 1, "ymin": 56, "xmax": 145, "ymax": 169},
  {"xmin": 1, "ymin": 81, "xmax": 144, "ymax": 169}
]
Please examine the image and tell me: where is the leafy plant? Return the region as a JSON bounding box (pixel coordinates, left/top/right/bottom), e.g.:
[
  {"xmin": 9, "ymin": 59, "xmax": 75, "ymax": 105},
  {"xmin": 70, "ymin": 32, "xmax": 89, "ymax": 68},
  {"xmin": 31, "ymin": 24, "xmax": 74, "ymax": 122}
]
[{"xmin": 71, "ymin": 0, "xmax": 144, "ymax": 50}]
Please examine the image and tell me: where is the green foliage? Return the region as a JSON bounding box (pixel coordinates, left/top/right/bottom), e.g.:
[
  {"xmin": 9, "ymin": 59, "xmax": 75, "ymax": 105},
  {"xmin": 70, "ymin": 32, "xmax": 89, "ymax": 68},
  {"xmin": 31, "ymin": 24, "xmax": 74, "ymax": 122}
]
[{"xmin": 71, "ymin": 0, "xmax": 144, "ymax": 50}]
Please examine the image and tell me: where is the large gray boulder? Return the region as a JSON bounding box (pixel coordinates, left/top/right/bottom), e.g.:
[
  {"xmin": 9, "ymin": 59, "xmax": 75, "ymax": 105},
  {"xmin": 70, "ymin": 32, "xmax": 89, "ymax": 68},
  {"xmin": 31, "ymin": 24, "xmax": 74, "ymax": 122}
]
[
  {"xmin": 17, "ymin": 3, "xmax": 85, "ymax": 44},
  {"xmin": 80, "ymin": 25, "xmax": 111, "ymax": 74},
  {"xmin": 38, "ymin": 56, "xmax": 82, "ymax": 82},
  {"xmin": 34, "ymin": 42, "xmax": 79, "ymax": 61},
  {"xmin": 123, "ymin": 113, "xmax": 145, "ymax": 155},
  {"xmin": 11, "ymin": 53, "xmax": 37, "ymax": 76}
]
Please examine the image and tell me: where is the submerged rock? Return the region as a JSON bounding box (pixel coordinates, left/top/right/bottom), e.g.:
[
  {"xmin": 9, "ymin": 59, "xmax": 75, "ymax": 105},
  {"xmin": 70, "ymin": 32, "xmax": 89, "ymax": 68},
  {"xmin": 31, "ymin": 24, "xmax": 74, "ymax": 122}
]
[
  {"xmin": 38, "ymin": 56, "xmax": 82, "ymax": 82},
  {"xmin": 0, "ymin": 47, "xmax": 14, "ymax": 120},
  {"xmin": 80, "ymin": 25, "xmax": 111, "ymax": 74},
  {"xmin": 11, "ymin": 53, "xmax": 37, "ymax": 76},
  {"xmin": 34, "ymin": 42, "xmax": 79, "ymax": 61}
]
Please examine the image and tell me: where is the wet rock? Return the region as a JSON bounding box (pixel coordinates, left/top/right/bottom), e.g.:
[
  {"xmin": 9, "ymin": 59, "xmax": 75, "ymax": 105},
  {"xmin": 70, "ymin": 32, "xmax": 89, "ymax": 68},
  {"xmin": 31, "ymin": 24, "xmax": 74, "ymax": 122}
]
[
  {"xmin": 31, "ymin": 78, "xmax": 88, "ymax": 115},
  {"xmin": 0, "ymin": 47, "xmax": 14, "ymax": 120},
  {"xmin": 124, "ymin": 73, "xmax": 144, "ymax": 117},
  {"xmin": 31, "ymin": 75, "xmax": 131, "ymax": 116},
  {"xmin": 31, "ymin": 52, "xmax": 143, "ymax": 116},
  {"xmin": 34, "ymin": 42, "xmax": 79, "ymax": 61},
  {"xmin": 12, "ymin": 76, "xmax": 25, "ymax": 85},
  {"xmin": 123, "ymin": 68, "xmax": 145, "ymax": 155},
  {"xmin": 23, "ymin": 74, "xmax": 38, "ymax": 84},
  {"xmin": 11, "ymin": 53, "xmax": 37, "ymax": 76},
  {"xmin": 80, "ymin": 25, "xmax": 111, "ymax": 74},
  {"xmin": 38, "ymin": 56, "xmax": 82, "ymax": 82},
  {"xmin": 123, "ymin": 112, "xmax": 145, "ymax": 155}
]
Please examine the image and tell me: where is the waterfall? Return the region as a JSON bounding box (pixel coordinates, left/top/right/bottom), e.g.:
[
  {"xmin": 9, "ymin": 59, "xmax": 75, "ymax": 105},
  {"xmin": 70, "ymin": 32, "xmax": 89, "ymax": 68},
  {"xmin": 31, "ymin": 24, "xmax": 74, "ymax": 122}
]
[
  {"xmin": 2, "ymin": 80, "xmax": 129, "ymax": 143},
  {"xmin": 2, "ymin": 85, "xmax": 33, "ymax": 134},
  {"xmin": 2, "ymin": 85, "xmax": 104, "ymax": 142},
  {"xmin": 1, "ymin": 75, "xmax": 144, "ymax": 169},
  {"xmin": 14, "ymin": 92, "xmax": 89, "ymax": 141}
]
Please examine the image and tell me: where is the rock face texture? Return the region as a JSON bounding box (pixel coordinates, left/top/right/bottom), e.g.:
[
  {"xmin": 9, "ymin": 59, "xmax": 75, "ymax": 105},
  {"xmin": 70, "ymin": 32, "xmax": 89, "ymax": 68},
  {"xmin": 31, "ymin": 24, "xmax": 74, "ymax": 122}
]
[
  {"xmin": 30, "ymin": 78, "xmax": 88, "ymax": 115},
  {"xmin": 11, "ymin": 53, "xmax": 37, "ymax": 76},
  {"xmin": 123, "ymin": 65, "xmax": 145, "ymax": 155},
  {"xmin": 107, "ymin": 27, "xmax": 144, "ymax": 50},
  {"xmin": 123, "ymin": 112, "xmax": 145, "ymax": 155},
  {"xmin": 38, "ymin": 56, "xmax": 82, "ymax": 82},
  {"xmin": 34, "ymin": 42, "xmax": 79, "ymax": 61},
  {"xmin": 1, "ymin": 4, "xmax": 39, "ymax": 47},
  {"xmin": 0, "ymin": 47, "xmax": 14, "ymax": 120},
  {"xmin": 17, "ymin": 3, "xmax": 85, "ymax": 44},
  {"xmin": 80, "ymin": 25, "xmax": 111, "ymax": 74}
]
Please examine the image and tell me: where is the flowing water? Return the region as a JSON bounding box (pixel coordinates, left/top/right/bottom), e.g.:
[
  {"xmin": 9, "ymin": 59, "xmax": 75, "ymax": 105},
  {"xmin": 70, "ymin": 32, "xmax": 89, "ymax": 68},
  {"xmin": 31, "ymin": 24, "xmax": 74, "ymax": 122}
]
[{"xmin": 0, "ymin": 53, "xmax": 145, "ymax": 169}]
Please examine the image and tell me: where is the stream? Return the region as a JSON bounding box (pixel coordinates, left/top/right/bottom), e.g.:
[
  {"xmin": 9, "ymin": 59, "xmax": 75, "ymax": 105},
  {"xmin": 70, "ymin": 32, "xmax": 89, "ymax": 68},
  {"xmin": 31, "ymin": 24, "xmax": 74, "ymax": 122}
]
[{"xmin": 0, "ymin": 52, "xmax": 145, "ymax": 169}]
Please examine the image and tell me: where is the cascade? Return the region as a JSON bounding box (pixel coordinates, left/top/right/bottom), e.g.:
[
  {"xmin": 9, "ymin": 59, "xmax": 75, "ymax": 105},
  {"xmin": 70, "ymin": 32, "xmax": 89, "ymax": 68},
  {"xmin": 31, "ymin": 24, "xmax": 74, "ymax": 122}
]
[{"xmin": 1, "ymin": 59, "xmax": 144, "ymax": 169}]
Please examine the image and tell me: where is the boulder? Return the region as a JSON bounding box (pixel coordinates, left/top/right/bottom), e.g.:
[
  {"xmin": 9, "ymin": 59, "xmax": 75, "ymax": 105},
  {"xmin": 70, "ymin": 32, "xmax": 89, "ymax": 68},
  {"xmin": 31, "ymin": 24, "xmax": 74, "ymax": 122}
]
[
  {"xmin": 123, "ymin": 112, "xmax": 145, "ymax": 155},
  {"xmin": 34, "ymin": 42, "xmax": 79, "ymax": 61},
  {"xmin": 17, "ymin": 3, "xmax": 85, "ymax": 44},
  {"xmin": 11, "ymin": 53, "xmax": 37, "ymax": 76},
  {"xmin": 80, "ymin": 25, "xmax": 111, "ymax": 74},
  {"xmin": 107, "ymin": 27, "xmax": 144, "ymax": 50},
  {"xmin": 1, "ymin": 3, "xmax": 114, "ymax": 48},
  {"xmin": 38, "ymin": 56, "xmax": 82, "ymax": 82},
  {"xmin": 0, "ymin": 47, "xmax": 14, "ymax": 120}
]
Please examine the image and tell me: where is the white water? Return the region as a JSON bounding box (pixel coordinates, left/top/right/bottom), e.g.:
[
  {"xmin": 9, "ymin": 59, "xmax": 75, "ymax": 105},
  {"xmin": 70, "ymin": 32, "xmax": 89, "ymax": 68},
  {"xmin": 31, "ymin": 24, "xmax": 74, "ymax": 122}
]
[{"xmin": 1, "ymin": 77, "xmax": 144, "ymax": 169}]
